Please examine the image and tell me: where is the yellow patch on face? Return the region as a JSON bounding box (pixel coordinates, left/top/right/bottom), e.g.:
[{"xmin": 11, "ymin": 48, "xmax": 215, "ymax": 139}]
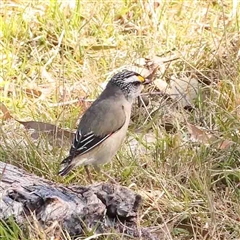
[{"xmin": 137, "ymin": 75, "xmax": 145, "ymax": 82}]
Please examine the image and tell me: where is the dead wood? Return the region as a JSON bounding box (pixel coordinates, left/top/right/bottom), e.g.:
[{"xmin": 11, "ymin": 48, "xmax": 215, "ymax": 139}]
[{"xmin": 0, "ymin": 161, "xmax": 158, "ymax": 239}]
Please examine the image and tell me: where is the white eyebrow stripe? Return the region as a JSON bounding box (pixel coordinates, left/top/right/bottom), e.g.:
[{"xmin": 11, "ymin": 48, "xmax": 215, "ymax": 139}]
[{"xmin": 124, "ymin": 75, "xmax": 139, "ymax": 84}]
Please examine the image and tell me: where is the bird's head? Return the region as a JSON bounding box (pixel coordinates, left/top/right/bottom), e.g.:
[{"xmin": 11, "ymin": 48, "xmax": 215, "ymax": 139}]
[{"xmin": 109, "ymin": 69, "xmax": 149, "ymax": 102}]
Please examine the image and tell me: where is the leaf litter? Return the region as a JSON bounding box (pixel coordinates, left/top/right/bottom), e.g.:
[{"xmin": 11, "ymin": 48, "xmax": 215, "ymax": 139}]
[
  {"xmin": 0, "ymin": 103, "xmax": 74, "ymax": 146},
  {"xmin": 0, "ymin": 61, "xmax": 160, "ymax": 156},
  {"xmin": 0, "ymin": 51, "xmax": 235, "ymax": 156},
  {"xmin": 127, "ymin": 55, "xmax": 235, "ymax": 151},
  {"xmin": 187, "ymin": 123, "xmax": 234, "ymax": 150}
]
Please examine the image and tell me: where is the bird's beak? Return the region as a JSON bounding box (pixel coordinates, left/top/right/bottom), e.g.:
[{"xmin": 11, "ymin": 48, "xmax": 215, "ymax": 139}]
[
  {"xmin": 143, "ymin": 78, "xmax": 151, "ymax": 85},
  {"xmin": 137, "ymin": 75, "xmax": 151, "ymax": 85}
]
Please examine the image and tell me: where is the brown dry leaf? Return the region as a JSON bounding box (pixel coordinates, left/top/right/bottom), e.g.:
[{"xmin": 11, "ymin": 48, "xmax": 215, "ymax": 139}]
[
  {"xmin": 0, "ymin": 103, "xmax": 12, "ymax": 120},
  {"xmin": 133, "ymin": 55, "xmax": 178, "ymax": 87},
  {"xmin": 17, "ymin": 120, "xmax": 75, "ymax": 144},
  {"xmin": 25, "ymin": 88, "xmax": 42, "ymax": 98},
  {"xmin": 134, "ymin": 57, "xmax": 163, "ymax": 75},
  {"xmin": 187, "ymin": 123, "xmax": 213, "ymax": 143},
  {"xmin": 135, "ymin": 55, "xmax": 178, "ymax": 73},
  {"xmin": 134, "ymin": 56, "xmax": 185, "ymax": 99},
  {"xmin": 187, "ymin": 123, "xmax": 234, "ymax": 149},
  {"xmin": 218, "ymin": 139, "xmax": 234, "ymax": 150}
]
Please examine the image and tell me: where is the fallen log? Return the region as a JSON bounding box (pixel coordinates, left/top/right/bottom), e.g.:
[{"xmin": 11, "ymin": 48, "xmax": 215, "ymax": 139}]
[{"xmin": 0, "ymin": 161, "xmax": 157, "ymax": 239}]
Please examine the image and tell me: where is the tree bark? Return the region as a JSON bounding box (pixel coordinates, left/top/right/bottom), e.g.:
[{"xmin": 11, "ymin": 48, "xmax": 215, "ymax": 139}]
[{"xmin": 0, "ymin": 161, "xmax": 157, "ymax": 239}]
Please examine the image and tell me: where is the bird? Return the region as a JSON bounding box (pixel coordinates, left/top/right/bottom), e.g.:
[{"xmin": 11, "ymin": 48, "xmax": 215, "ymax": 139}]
[{"xmin": 58, "ymin": 69, "xmax": 149, "ymax": 180}]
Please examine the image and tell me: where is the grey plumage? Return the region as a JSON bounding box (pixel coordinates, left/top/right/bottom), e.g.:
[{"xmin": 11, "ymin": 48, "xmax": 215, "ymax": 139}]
[{"xmin": 58, "ymin": 70, "xmax": 147, "ymax": 176}]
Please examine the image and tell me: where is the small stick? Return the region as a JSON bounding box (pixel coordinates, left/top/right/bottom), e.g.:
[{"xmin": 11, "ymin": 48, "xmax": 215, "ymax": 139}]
[{"xmin": 84, "ymin": 166, "xmax": 93, "ymax": 184}]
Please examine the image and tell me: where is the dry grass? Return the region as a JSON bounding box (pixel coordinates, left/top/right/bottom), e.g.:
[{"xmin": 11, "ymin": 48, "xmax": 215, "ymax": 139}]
[{"xmin": 0, "ymin": 0, "xmax": 240, "ymax": 239}]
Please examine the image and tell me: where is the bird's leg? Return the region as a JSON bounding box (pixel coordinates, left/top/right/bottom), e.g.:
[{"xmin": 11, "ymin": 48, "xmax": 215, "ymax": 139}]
[
  {"xmin": 115, "ymin": 154, "xmax": 124, "ymax": 167},
  {"xmin": 84, "ymin": 166, "xmax": 93, "ymax": 184},
  {"xmin": 93, "ymin": 165, "xmax": 101, "ymax": 173},
  {"xmin": 93, "ymin": 165, "xmax": 118, "ymax": 184}
]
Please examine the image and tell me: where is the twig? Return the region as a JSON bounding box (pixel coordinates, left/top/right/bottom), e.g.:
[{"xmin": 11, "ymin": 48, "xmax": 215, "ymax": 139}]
[{"xmin": 44, "ymin": 30, "xmax": 65, "ymax": 68}]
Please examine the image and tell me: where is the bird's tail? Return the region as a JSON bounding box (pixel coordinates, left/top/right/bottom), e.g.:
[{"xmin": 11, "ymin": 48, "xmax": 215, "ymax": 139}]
[{"xmin": 58, "ymin": 156, "xmax": 75, "ymax": 176}]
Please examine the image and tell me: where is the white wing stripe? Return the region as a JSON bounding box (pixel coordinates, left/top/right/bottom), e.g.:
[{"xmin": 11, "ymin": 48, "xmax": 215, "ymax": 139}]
[
  {"xmin": 76, "ymin": 137, "xmax": 94, "ymax": 151},
  {"xmin": 80, "ymin": 133, "xmax": 95, "ymax": 143},
  {"xmin": 75, "ymin": 131, "xmax": 81, "ymax": 142},
  {"xmin": 76, "ymin": 135, "xmax": 109, "ymax": 154}
]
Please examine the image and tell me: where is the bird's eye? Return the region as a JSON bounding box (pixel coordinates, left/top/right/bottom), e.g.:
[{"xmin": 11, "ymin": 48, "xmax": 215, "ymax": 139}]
[{"xmin": 133, "ymin": 81, "xmax": 141, "ymax": 86}]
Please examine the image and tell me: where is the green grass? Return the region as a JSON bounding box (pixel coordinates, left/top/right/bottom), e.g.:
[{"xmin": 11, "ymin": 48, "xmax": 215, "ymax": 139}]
[{"xmin": 1, "ymin": 0, "xmax": 240, "ymax": 239}]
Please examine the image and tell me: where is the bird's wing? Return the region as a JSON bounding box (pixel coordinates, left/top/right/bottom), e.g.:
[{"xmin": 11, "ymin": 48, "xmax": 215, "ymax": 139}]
[
  {"xmin": 69, "ymin": 130, "xmax": 111, "ymax": 157},
  {"xmin": 60, "ymin": 98, "xmax": 126, "ymax": 168}
]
